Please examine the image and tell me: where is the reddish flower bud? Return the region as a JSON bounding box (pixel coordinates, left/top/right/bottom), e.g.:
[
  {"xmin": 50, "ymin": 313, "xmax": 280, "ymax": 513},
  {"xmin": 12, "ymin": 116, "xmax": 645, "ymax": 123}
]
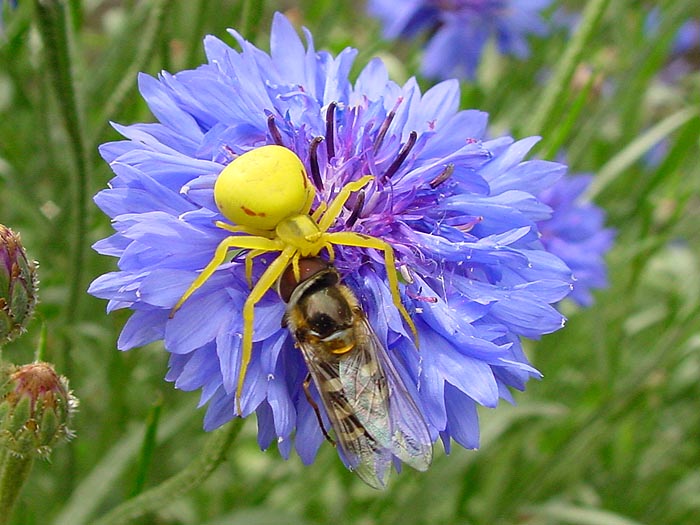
[
  {"xmin": 0, "ymin": 362, "xmax": 77, "ymax": 458},
  {"xmin": 0, "ymin": 225, "xmax": 38, "ymax": 345}
]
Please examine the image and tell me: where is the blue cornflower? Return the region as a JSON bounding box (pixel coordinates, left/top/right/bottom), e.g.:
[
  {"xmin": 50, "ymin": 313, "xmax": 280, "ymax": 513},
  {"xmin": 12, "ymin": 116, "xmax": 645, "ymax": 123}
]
[
  {"xmin": 89, "ymin": 13, "xmax": 574, "ymax": 477},
  {"xmin": 368, "ymin": 0, "xmax": 552, "ymax": 80},
  {"xmin": 537, "ymin": 174, "xmax": 614, "ymax": 306}
]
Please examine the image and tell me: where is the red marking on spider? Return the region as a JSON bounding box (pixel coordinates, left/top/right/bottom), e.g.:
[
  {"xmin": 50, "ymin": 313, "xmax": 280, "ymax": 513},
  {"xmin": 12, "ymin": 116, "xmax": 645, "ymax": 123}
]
[{"xmin": 240, "ymin": 205, "xmax": 266, "ymax": 217}]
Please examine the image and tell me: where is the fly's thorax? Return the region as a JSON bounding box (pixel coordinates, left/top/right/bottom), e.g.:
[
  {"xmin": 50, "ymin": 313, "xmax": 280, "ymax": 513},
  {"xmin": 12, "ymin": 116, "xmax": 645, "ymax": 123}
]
[
  {"xmin": 280, "ymin": 258, "xmax": 360, "ymax": 355},
  {"xmin": 298, "ymin": 285, "xmax": 352, "ymax": 334},
  {"xmin": 275, "ymin": 214, "xmax": 323, "ymax": 256}
]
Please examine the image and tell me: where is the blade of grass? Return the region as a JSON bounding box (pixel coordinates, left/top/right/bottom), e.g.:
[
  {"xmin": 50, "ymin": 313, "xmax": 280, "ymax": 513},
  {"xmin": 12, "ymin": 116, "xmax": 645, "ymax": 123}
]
[
  {"xmin": 92, "ymin": 0, "xmax": 173, "ymax": 150},
  {"xmin": 541, "ymin": 69, "xmax": 600, "ymax": 161},
  {"xmin": 528, "ymin": 502, "xmax": 648, "ymax": 525},
  {"xmin": 92, "ymin": 418, "xmax": 244, "ymax": 525},
  {"xmin": 527, "ymin": 0, "xmax": 611, "ymax": 138},
  {"xmin": 53, "ymin": 403, "xmax": 195, "ymax": 525},
  {"xmin": 586, "ymin": 107, "xmax": 699, "ymax": 199},
  {"xmin": 129, "ymin": 394, "xmax": 164, "ymax": 497},
  {"xmin": 33, "ymin": 0, "xmax": 90, "ymax": 328}
]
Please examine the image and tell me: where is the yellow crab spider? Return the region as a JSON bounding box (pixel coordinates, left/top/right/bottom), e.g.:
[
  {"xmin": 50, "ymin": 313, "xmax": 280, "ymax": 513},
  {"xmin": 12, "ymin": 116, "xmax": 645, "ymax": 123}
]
[{"xmin": 171, "ymin": 144, "xmax": 417, "ymax": 413}]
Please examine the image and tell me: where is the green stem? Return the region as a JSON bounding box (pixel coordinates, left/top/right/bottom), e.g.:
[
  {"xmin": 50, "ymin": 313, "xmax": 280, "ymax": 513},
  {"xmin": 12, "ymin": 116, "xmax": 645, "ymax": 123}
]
[
  {"xmin": 33, "ymin": 0, "xmax": 89, "ymax": 495},
  {"xmin": 93, "ymin": 0, "xmax": 173, "ymax": 150},
  {"xmin": 92, "ymin": 419, "xmax": 244, "ymax": 525},
  {"xmin": 527, "ymin": 0, "xmax": 610, "ymax": 137},
  {"xmin": 238, "ymin": 0, "xmax": 264, "ymax": 41},
  {"xmin": 239, "ymin": 0, "xmax": 253, "ymax": 38},
  {"xmin": 130, "ymin": 396, "xmax": 163, "ymax": 497},
  {"xmin": 33, "ymin": 0, "xmax": 90, "ymax": 331},
  {"xmin": 184, "ymin": 0, "xmax": 210, "ymax": 68},
  {"xmin": 35, "ymin": 321, "xmax": 48, "ymax": 362},
  {"xmin": 0, "ymin": 451, "xmax": 35, "ymax": 525}
]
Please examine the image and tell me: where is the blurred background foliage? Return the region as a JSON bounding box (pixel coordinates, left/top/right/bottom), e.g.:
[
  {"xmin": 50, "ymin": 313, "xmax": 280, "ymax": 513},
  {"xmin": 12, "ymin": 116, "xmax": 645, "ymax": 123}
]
[{"xmin": 1, "ymin": 0, "xmax": 699, "ymax": 524}]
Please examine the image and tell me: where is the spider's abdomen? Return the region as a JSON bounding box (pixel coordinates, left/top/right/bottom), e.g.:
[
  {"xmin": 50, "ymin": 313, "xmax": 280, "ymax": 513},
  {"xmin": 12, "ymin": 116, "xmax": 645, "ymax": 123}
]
[{"xmin": 214, "ymin": 145, "xmax": 314, "ymax": 231}]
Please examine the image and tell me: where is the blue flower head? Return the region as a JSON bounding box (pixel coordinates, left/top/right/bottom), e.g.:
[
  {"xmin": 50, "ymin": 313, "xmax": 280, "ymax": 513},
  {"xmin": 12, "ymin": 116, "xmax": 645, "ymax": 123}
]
[
  {"xmin": 537, "ymin": 174, "xmax": 614, "ymax": 306},
  {"xmin": 368, "ymin": 0, "xmax": 552, "ymax": 80},
  {"xmin": 89, "ymin": 13, "xmax": 576, "ymax": 480}
]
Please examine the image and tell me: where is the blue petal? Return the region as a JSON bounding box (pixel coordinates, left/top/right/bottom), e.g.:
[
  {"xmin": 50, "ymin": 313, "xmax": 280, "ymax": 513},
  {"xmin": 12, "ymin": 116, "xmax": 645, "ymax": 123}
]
[
  {"xmin": 117, "ymin": 309, "xmax": 168, "ymax": 350},
  {"xmin": 255, "ymin": 401, "xmax": 276, "ymax": 450},
  {"xmin": 88, "ymin": 271, "xmax": 143, "ymax": 303},
  {"xmin": 294, "ymin": 391, "xmax": 325, "ymax": 465},
  {"xmin": 165, "ymin": 288, "xmax": 233, "ymax": 353},
  {"xmin": 489, "ymin": 159, "xmax": 566, "ymax": 196},
  {"xmin": 138, "ymin": 73, "xmax": 204, "ymax": 146},
  {"xmin": 489, "ymin": 291, "xmax": 566, "ymax": 338},
  {"xmin": 417, "ymin": 324, "xmax": 447, "ymax": 430},
  {"xmin": 270, "ymin": 12, "xmax": 307, "ymax": 86},
  {"xmin": 202, "ymin": 387, "xmax": 238, "ymax": 431},
  {"xmin": 433, "ymin": 339, "xmax": 499, "ymax": 408},
  {"xmin": 422, "ymin": 21, "xmax": 487, "ymax": 80},
  {"xmin": 169, "ymin": 343, "xmax": 221, "ymax": 392},
  {"xmin": 267, "ymin": 364, "xmax": 296, "ymax": 439},
  {"xmin": 354, "ymin": 58, "xmax": 390, "ymax": 101},
  {"xmin": 215, "ymin": 325, "xmax": 241, "ymax": 395},
  {"xmin": 480, "ymin": 136, "xmax": 542, "ymax": 184},
  {"xmin": 444, "ymin": 383, "xmax": 480, "ymax": 449}
]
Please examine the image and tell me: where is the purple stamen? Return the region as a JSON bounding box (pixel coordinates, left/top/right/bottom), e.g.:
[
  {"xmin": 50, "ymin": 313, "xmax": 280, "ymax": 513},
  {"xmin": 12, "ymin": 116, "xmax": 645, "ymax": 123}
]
[
  {"xmin": 381, "ymin": 131, "xmax": 417, "ymax": 182},
  {"xmin": 373, "ymin": 110, "xmax": 396, "ymax": 153},
  {"xmin": 309, "ymin": 136, "xmax": 325, "ymax": 191},
  {"xmin": 344, "ymin": 190, "xmax": 365, "ymax": 228},
  {"xmin": 325, "ymin": 102, "xmax": 336, "ymax": 160},
  {"xmin": 267, "ymin": 115, "xmax": 284, "ymax": 146},
  {"xmin": 429, "ymin": 164, "xmax": 455, "ymax": 189}
]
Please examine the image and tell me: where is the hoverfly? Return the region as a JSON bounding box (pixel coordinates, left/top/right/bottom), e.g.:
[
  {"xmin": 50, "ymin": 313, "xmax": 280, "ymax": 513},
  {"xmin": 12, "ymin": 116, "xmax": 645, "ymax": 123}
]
[{"xmin": 278, "ymin": 256, "xmax": 433, "ymax": 489}]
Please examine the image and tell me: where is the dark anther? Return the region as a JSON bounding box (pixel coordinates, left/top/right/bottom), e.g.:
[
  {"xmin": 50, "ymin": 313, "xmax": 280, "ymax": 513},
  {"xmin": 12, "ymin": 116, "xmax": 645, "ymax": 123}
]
[
  {"xmin": 267, "ymin": 115, "xmax": 284, "ymax": 146},
  {"xmin": 309, "ymin": 136, "xmax": 325, "ymax": 190},
  {"xmin": 381, "ymin": 130, "xmax": 417, "ymax": 183},
  {"xmin": 325, "ymin": 102, "xmax": 336, "ymax": 160},
  {"xmin": 429, "ymin": 163, "xmax": 455, "ymax": 189},
  {"xmin": 344, "ymin": 189, "xmax": 365, "ymax": 228},
  {"xmin": 373, "ymin": 110, "xmax": 396, "ymax": 153}
]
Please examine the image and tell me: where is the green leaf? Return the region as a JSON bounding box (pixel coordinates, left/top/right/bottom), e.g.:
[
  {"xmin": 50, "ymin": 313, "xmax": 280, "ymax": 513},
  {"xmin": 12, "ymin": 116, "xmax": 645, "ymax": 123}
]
[{"xmin": 529, "ymin": 502, "xmax": 648, "ymax": 525}]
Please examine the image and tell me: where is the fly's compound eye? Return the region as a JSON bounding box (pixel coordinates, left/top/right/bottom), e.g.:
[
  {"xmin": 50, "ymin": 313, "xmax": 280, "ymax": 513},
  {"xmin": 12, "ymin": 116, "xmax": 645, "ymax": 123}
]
[{"xmin": 214, "ymin": 144, "xmax": 314, "ymax": 231}]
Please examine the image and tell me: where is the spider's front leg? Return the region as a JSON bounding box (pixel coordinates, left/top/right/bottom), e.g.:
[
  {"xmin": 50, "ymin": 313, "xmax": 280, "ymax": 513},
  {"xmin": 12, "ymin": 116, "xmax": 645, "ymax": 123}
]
[
  {"xmin": 236, "ymin": 245, "xmax": 297, "ymax": 415},
  {"xmin": 170, "ymin": 235, "xmax": 283, "ymax": 317},
  {"xmin": 317, "ymin": 176, "xmax": 374, "ymax": 232},
  {"xmin": 324, "ymin": 231, "xmax": 418, "ymax": 345}
]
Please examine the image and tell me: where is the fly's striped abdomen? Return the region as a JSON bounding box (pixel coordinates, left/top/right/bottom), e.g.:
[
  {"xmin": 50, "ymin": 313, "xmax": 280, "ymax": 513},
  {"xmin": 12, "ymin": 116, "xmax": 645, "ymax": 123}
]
[{"xmin": 280, "ymin": 257, "xmax": 433, "ymax": 489}]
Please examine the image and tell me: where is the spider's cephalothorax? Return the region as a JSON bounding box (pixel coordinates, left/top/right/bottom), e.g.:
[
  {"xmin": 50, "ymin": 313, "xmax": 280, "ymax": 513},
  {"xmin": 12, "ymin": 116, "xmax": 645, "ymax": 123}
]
[{"xmin": 171, "ymin": 144, "xmax": 416, "ymax": 413}]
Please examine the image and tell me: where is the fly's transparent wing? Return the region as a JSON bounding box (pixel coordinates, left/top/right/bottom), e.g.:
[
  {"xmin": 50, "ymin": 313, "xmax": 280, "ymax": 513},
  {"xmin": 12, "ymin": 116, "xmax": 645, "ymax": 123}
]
[
  {"xmin": 343, "ymin": 313, "xmax": 433, "ymax": 472},
  {"xmin": 295, "ymin": 304, "xmax": 432, "ymax": 489},
  {"xmin": 297, "ymin": 340, "xmax": 392, "ymax": 489}
]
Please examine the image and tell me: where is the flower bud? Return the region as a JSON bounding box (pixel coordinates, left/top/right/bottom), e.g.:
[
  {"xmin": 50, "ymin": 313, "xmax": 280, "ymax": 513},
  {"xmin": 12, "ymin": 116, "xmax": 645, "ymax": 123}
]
[
  {"xmin": 0, "ymin": 225, "xmax": 38, "ymax": 345},
  {"xmin": 0, "ymin": 362, "xmax": 77, "ymax": 458}
]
